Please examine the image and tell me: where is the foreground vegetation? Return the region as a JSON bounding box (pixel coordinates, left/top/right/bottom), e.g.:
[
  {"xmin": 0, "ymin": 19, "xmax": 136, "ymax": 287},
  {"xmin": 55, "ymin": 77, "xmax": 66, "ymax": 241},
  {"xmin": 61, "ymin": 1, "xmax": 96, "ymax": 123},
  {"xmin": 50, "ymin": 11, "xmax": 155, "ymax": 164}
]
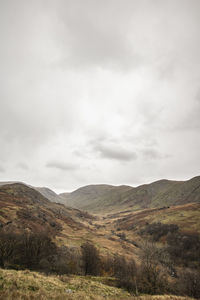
[{"xmin": 0, "ymin": 268, "xmax": 196, "ymax": 300}]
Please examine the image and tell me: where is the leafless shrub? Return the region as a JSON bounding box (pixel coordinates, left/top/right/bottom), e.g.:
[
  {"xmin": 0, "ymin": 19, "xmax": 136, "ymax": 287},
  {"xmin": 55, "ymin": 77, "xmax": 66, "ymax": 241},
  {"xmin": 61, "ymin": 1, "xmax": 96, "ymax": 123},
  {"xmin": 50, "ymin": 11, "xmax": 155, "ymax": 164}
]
[
  {"xmin": 177, "ymin": 269, "xmax": 200, "ymax": 299},
  {"xmin": 113, "ymin": 255, "xmax": 137, "ymax": 293},
  {"xmin": 81, "ymin": 242, "xmax": 101, "ymax": 276}
]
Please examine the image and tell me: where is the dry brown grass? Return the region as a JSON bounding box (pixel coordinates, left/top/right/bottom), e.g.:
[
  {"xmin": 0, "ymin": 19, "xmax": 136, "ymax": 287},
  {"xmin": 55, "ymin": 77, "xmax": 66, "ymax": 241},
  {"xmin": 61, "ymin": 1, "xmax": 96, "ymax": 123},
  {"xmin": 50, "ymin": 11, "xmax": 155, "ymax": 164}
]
[
  {"xmin": 0, "ymin": 268, "xmax": 195, "ymax": 300},
  {"xmin": 112, "ymin": 203, "xmax": 200, "ymax": 236},
  {"xmin": 0, "ymin": 268, "xmax": 131, "ymax": 300},
  {"xmin": 135, "ymin": 297, "xmax": 194, "ymax": 300}
]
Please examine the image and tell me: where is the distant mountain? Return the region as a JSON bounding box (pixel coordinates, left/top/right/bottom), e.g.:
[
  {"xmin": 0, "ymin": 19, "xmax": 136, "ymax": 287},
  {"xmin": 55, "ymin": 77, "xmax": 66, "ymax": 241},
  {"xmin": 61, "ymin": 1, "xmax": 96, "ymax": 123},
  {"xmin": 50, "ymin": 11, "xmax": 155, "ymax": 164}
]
[
  {"xmin": 0, "ymin": 181, "xmax": 62, "ymax": 203},
  {"xmin": 1, "ymin": 176, "xmax": 200, "ymax": 215},
  {"xmin": 59, "ymin": 184, "xmax": 132, "ymax": 212},
  {"xmin": 34, "ymin": 186, "xmax": 63, "ymax": 203},
  {"xmin": 60, "ymin": 176, "xmax": 200, "ymax": 214}
]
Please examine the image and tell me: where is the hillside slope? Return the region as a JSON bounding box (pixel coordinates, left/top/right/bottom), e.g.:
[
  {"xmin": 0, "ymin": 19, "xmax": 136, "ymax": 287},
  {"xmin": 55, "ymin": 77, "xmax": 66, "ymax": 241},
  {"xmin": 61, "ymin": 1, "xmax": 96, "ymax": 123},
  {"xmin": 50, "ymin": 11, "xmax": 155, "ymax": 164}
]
[
  {"xmin": 151, "ymin": 176, "xmax": 200, "ymax": 207},
  {"xmin": 0, "ymin": 183, "xmax": 91, "ymax": 237},
  {"xmin": 60, "ymin": 176, "xmax": 200, "ymax": 214},
  {"xmin": 109, "ymin": 203, "xmax": 200, "ymax": 236},
  {"xmin": 35, "ymin": 186, "xmax": 63, "ymax": 203},
  {"xmin": 0, "ymin": 268, "xmax": 194, "ymax": 300},
  {"xmin": 0, "ymin": 181, "xmax": 63, "ymax": 203},
  {"xmin": 60, "ymin": 184, "xmax": 132, "ymax": 211}
]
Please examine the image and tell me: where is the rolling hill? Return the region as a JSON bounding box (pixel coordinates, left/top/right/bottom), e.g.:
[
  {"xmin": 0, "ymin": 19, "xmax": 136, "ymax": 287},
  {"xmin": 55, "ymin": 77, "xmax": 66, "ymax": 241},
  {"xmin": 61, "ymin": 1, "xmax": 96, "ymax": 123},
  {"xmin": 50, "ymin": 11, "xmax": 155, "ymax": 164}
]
[
  {"xmin": 59, "ymin": 176, "xmax": 200, "ymax": 214},
  {"xmin": 0, "ymin": 183, "xmax": 92, "ymax": 238},
  {"xmin": 59, "ymin": 184, "xmax": 133, "ymax": 211},
  {"xmin": 0, "ymin": 181, "xmax": 63, "ymax": 203}
]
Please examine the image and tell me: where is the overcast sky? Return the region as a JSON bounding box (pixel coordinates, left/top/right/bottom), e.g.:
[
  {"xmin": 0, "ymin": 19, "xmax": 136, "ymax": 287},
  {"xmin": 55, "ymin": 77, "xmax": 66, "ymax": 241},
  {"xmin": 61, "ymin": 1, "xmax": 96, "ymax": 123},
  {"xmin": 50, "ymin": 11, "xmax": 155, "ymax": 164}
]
[{"xmin": 0, "ymin": 0, "xmax": 200, "ymax": 193}]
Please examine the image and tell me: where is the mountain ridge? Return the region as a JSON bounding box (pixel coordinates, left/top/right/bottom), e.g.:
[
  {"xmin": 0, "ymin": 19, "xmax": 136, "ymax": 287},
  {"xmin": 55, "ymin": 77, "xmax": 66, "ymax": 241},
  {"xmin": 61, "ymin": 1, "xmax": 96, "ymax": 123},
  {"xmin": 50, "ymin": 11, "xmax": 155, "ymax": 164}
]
[
  {"xmin": 59, "ymin": 176, "xmax": 200, "ymax": 214},
  {"xmin": 1, "ymin": 176, "xmax": 200, "ymax": 214}
]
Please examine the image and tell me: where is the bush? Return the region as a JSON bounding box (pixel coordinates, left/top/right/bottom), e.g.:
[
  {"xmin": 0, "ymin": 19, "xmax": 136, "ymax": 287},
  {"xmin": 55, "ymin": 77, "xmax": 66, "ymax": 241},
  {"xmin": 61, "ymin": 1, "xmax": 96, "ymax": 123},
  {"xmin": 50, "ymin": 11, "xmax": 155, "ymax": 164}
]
[
  {"xmin": 167, "ymin": 232, "xmax": 200, "ymax": 267},
  {"xmin": 141, "ymin": 222, "xmax": 179, "ymax": 241},
  {"xmin": 177, "ymin": 269, "xmax": 200, "ymax": 299}
]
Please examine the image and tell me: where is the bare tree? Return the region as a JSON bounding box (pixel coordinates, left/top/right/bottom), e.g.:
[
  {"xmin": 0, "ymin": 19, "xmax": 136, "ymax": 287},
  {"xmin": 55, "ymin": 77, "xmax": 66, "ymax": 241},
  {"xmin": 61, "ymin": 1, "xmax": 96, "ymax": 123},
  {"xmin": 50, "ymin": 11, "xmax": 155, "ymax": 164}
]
[
  {"xmin": 81, "ymin": 242, "xmax": 101, "ymax": 276},
  {"xmin": 114, "ymin": 255, "xmax": 137, "ymax": 293},
  {"xmin": 0, "ymin": 232, "xmax": 19, "ymax": 268},
  {"xmin": 138, "ymin": 240, "xmax": 170, "ymax": 294},
  {"xmin": 19, "ymin": 233, "xmax": 57, "ymax": 269}
]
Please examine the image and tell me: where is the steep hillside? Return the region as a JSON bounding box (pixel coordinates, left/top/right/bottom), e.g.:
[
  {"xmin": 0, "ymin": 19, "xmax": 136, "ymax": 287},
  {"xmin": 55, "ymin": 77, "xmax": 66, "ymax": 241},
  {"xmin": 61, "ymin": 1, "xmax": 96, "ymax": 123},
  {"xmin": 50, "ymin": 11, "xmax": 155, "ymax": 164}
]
[
  {"xmin": 151, "ymin": 176, "xmax": 200, "ymax": 207},
  {"xmin": 35, "ymin": 186, "xmax": 63, "ymax": 203},
  {"xmin": 60, "ymin": 176, "xmax": 200, "ymax": 214},
  {"xmin": 0, "ymin": 181, "xmax": 63, "ymax": 203},
  {"xmin": 0, "ymin": 183, "xmax": 91, "ymax": 237}
]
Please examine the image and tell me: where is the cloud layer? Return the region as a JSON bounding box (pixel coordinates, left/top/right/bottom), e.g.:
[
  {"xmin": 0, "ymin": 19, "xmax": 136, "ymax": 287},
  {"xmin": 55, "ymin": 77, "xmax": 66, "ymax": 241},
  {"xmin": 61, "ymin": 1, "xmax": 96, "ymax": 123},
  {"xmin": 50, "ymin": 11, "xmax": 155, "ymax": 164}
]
[{"xmin": 0, "ymin": 0, "xmax": 199, "ymax": 192}]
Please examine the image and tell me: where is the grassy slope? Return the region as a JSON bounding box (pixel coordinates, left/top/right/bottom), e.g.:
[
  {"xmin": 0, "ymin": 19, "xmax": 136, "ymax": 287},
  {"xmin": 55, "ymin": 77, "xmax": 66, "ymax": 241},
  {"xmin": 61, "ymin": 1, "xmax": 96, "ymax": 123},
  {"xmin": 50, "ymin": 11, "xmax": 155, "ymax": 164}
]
[
  {"xmin": 152, "ymin": 176, "xmax": 200, "ymax": 207},
  {"xmin": 80, "ymin": 185, "xmax": 133, "ymax": 213},
  {"xmin": 60, "ymin": 185, "xmax": 132, "ymax": 210},
  {"xmin": 107, "ymin": 203, "xmax": 200, "ymax": 245},
  {"xmin": 0, "ymin": 268, "xmax": 194, "ymax": 300},
  {"xmin": 59, "ymin": 176, "xmax": 200, "ymax": 214},
  {"xmin": 0, "ymin": 183, "xmax": 91, "ymax": 236},
  {"xmin": 0, "ymin": 181, "xmax": 63, "ymax": 203},
  {"xmin": 35, "ymin": 186, "xmax": 63, "ymax": 203}
]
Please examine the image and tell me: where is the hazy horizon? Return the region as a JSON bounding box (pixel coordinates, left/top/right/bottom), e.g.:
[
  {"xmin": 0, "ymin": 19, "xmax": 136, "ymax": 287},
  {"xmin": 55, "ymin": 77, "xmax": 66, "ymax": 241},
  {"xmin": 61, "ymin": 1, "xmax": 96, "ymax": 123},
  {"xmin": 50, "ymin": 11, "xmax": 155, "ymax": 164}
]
[{"xmin": 0, "ymin": 0, "xmax": 200, "ymax": 192}]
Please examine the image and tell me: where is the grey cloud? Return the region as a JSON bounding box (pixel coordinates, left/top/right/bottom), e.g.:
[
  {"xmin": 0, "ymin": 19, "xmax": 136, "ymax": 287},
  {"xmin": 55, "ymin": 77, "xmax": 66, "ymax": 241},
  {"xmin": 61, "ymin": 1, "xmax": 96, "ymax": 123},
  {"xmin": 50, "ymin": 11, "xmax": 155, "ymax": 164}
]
[
  {"xmin": 170, "ymin": 96, "xmax": 200, "ymax": 132},
  {"xmin": 52, "ymin": 0, "xmax": 200, "ymax": 73},
  {"xmin": 0, "ymin": 166, "xmax": 5, "ymax": 173},
  {"xmin": 46, "ymin": 161, "xmax": 78, "ymax": 171},
  {"xmin": 142, "ymin": 149, "xmax": 171, "ymax": 160},
  {"xmin": 17, "ymin": 163, "xmax": 29, "ymax": 170},
  {"xmin": 53, "ymin": 0, "xmax": 141, "ymax": 70},
  {"xmin": 95, "ymin": 144, "xmax": 137, "ymax": 161}
]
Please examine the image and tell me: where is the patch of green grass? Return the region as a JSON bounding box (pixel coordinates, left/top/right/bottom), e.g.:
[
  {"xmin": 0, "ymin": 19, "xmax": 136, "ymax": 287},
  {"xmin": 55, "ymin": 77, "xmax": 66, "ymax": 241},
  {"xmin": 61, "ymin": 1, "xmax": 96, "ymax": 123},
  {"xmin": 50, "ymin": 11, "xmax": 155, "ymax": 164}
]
[{"xmin": 149, "ymin": 205, "xmax": 200, "ymax": 233}]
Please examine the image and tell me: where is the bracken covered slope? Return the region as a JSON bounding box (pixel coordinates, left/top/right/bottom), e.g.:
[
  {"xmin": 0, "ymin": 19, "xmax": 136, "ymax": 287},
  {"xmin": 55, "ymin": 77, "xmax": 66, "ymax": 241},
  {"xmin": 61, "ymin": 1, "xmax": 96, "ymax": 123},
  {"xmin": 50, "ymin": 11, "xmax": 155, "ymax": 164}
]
[{"xmin": 0, "ymin": 183, "xmax": 94, "ymax": 241}]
